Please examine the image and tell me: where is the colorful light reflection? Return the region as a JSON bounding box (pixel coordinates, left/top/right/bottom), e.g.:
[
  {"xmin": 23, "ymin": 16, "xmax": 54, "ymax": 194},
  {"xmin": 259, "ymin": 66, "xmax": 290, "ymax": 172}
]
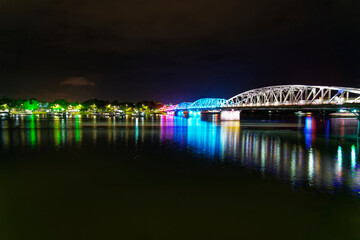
[
  {"xmin": 351, "ymin": 145, "xmax": 356, "ymax": 171},
  {"xmin": 336, "ymin": 145, "xmax": 343, "ymax": 183}
]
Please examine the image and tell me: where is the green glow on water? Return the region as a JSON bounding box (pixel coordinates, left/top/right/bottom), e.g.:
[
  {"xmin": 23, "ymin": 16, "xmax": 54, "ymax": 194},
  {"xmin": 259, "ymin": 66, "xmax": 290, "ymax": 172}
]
[
  {"xmin": 75, "ymin": 116, "xmax": 81, "ymax": 144},
  {"xmin": 135, "ymin": 118, "xmax": 139, "ymax": 143},
  {"xmin": 276, "ymin": 139, "xmax": 281, "ymax": 175},
  {"xmin": 260, "ymin": 136, "xmax": 266, "ymax": 175},
  {"xmin": 29, "ymin": 116, "xmax": 36, "ymax": 147},
  {"xmin": 351, "ymin": 145, "xmax": 356, "ymax": 170},
  {"xmin": 337, "ymin": 145, "xmax": 343, "ymax": 180},
  {"xmin": 337, "ymin": 146, "xmax": 342, "ymax": 168},
  {"xmin": 54, "ymin": 118, "xmax": 61, "ymax": 147}
]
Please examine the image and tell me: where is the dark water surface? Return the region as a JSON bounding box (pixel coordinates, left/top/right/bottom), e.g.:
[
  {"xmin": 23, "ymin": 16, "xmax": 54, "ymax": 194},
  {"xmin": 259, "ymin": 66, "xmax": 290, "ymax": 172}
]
[{"xmin": 0, "ymin": 115, "xmax": 360, "ymax": 239}]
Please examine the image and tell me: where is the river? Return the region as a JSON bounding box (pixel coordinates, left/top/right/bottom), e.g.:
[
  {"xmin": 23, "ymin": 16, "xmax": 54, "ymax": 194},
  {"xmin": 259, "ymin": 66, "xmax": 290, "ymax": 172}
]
[{"xmin": 0, "ymin": 114, "xmax": 359, "ymax": 239}]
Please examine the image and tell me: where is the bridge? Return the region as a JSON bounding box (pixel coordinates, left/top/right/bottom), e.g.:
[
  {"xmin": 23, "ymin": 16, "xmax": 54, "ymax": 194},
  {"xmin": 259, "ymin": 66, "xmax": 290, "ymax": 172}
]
[
  {"xmin": 167, "ymin": 85, "xmax": 360, "ymax": 122},
  {"xmin": 170, "ymin": 85, "xmax": 360, "ymax": 111}
]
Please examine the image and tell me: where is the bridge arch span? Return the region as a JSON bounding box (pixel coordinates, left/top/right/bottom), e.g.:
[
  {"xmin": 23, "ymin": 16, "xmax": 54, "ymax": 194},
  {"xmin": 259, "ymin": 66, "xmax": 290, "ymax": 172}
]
[
  {"xmin": 225, "ymin": 85, "xmax": 360, "ymax": 107},
  {"xmin": 175, "ymin": 102, "xmax": 193, "ymax": 110},
  {"xmin": 189, "ymin": 98, "xmax": 227, "ymax": 109}
]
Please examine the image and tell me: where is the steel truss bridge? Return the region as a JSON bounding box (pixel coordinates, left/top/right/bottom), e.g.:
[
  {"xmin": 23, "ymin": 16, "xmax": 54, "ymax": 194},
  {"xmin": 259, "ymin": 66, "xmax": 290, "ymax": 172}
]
[{"xmin": 170, "ymin": 85, "xmax": 360, "ymax": 112}]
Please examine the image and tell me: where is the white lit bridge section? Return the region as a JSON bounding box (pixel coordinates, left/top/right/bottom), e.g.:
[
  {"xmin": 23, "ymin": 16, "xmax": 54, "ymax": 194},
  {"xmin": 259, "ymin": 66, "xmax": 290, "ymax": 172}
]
[{"xmin": 225, "ymin": 85, "xmax": 360, "ymax": 107}]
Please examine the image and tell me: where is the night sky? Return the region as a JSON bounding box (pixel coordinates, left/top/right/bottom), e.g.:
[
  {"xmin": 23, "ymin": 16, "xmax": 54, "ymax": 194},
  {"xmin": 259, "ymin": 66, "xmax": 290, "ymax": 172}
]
[{"xmin": 1, "ymin": 0, "xmax": 360, "ymax": 103}]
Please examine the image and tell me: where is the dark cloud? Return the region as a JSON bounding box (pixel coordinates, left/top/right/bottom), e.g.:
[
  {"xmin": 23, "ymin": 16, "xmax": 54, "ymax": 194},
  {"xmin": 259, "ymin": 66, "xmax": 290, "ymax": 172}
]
[
  {"xmin": 60, "ymin": 77, "xmax": 95, "ymax": 87},
  {"xmin": 0, "ymin": 0, "xmax": 360, "ymax": 102}
]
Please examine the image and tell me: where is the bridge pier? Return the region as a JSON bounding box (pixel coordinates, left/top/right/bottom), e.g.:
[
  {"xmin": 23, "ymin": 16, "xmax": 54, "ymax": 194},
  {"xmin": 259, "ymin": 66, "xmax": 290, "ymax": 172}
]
[
  {"xmin": 357, "ymin": 117, "xmax": 360, "ymax": 138},
  {"xmin": 220, "ymin": 110, "xmax": 241, "ymax": 121}
]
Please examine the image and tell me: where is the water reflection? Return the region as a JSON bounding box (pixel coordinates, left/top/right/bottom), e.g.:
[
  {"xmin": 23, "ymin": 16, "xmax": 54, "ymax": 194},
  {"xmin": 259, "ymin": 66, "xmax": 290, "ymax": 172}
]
[
  {"xmin": 304, "ymin": 116, "xmax": 315, "ymax": 148},
  {"xmin": 160, "ymin": 115, "xmax": 360, "ymax": 195},
  {"xmin": 75, "ymin": 116, "xmax": 81, "ymax": 144},
  {"xmin": 308, "ymin": 147, "xmax": 315, "ymax": 185},
  {"xmin": 351, "ymin": 145, "xmax": 357, "ymax": 172},
  {"xmin": 54, "ymin": 117, "xmax": 61, "ymax": 147},
  {"xmin": 0, "ymin": 115, "xmax": 360, "ymax": 196}
]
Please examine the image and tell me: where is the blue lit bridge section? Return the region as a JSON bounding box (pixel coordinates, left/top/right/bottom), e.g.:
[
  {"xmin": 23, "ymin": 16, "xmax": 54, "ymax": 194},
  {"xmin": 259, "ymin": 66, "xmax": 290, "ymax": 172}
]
[
  {"xmin": 173, "ymin": 98, "xmax": 226, "ymax": 117},
  {"xmin": 188, "ymin": 98, "xmax": 227, "ymax": 110},
  {"xmin": 175, "ymin": 102, "xmax": 193, "ymax": 111},
  {"xmin": 175, "ymin": 98, "xmax": 226, "ymax": 111}
]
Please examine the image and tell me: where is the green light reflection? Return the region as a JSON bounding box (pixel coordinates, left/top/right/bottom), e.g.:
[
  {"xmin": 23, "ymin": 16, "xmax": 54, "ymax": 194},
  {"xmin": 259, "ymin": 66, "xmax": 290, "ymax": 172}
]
[
  {"xmin": 260, "ymin": 136, "xmax": 266, "ymax": 175},
  {"xmin": 54, "ymin": 118, "xmax": 61, "ymax": 147},
  {"xmin": 29, "ymin": 115, "xmax": 36, "ymax": 147},
  {"xmin": 75, "ymin": 116, "xmax": 81, "ymax": 144},
  {"xmin": 135, "ymin": 118, "xmax": 139, "ymax": 144},
  {"xmin": 336, "ymin": 145, "xmax": 343, "ymax": 181},
  {"xmin": 351, "ymin": 145, "xmax": 356, "ymax": 171}
]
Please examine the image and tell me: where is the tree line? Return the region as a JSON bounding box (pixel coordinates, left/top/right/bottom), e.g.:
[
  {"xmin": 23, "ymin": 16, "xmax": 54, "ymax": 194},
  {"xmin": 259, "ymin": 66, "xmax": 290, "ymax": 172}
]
[{"xmin": 0, "ymin": 97, "xmax": 164, "ymax": 113}]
